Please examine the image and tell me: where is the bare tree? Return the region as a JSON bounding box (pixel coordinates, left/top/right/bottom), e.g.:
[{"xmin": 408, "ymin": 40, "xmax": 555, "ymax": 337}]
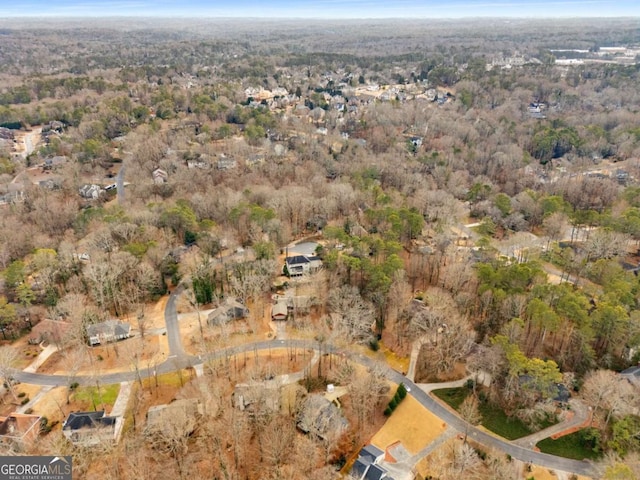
[
  {"xmin": 583, "ymin": 230, "xmax": 631, "ymax": 261},
  {"xmin": 413, "ymin": 291, "xmax": 475, "ymax": 378},
  {"xmin": 327, "ymin": 285, "xmax": 375, "ymax": 343},
  {"xmin": 582, "ymin": 370, "xmax": 616, "ymax": 419},
  {"xmin": 61, "ymin": 348, "xmax": 85, "ymax": 404},
  {"xmin": 429, "ymin": 440, "xmax": 483, "ymax": 480},
  {"xmin": 146, "ymin": 406, "xmax": 193, "ymax": 479},
  {"xmin": 459, "ymin": 395, "xmax": 481, "ymax": 444},
  {"xmin": 260, "ymin": 416, "xmax": 296, "ymax": 468},
  {"xmin": 0, "ymin": 346, "xmax": 18, "ymax": 401}
]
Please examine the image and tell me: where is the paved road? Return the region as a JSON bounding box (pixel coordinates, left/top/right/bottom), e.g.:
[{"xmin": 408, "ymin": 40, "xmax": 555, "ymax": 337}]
[
  {"xmin": 8, "ymin": 277, "xmax": 597, "ymax": 477},
  {"xmin": 514, "ymin": 399, "xmax": 591, "ymax": 448},
  {"xmin": 10, "ymin": 338, "xmax": 596, "ymax": 477},
  {"xmin": 164, "ymin": 285, "xmax": 190, "ymax": 359}
]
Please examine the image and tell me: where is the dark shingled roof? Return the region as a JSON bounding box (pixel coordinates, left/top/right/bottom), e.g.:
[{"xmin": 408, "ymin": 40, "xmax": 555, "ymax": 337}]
[
  {"xmin": 351, "ymin": 458, "xmax": 369, "ymax": 479},
  {"xmin": 285, "ymin": 255, "xmax": 311, "ymax": 265},
  {"xmin": 364, "ymin": 464, "xmax": 386, "ymax": 480},
  {"xmin": 63, "ymin": 411, "xmax": 116, "ymax": 431}
]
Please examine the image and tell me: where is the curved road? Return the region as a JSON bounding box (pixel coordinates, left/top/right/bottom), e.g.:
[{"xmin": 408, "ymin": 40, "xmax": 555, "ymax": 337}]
[{"xmin": 11, "ymin": 287, "xmax": 596, "ymax": 478}]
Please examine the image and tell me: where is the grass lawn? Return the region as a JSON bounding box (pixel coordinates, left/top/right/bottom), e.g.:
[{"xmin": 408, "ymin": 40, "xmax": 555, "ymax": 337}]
[
  {"xmin": 537, "ymin": 432, "xmax": 602, "ymax": 461},
  {"xmin": 433, "ymin": 387, "xmax": 543, "ymax": 440},
  {"xmin": 73, "ymin": 383, "xmax": 120, "ymax": 409},
  {"xmin": 478, "ymin": 401, "xmax": 533, "ymax": 440},
  {"xmin": 432, "ymin": 387, "xmax": 470, "ymax": 410},
  {"xmin": 142, "ymin": 370, "xmax": 193, "ymax": 389}
]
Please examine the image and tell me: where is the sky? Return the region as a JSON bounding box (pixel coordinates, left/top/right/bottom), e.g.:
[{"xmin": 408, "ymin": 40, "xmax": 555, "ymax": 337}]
[{"xmin": 2, "ymin": 0, "xmax": 639, "ymax": 18}]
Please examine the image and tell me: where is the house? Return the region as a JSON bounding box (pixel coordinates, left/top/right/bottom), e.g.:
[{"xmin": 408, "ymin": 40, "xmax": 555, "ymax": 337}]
[
  {"xmin": 350, "ymin": 444, "xmax": 398, "ymax": 480},
  {"xmin": 152, "ymin": 168, "xmax": 168, "ymax": 184},
  {"xmin": 62, "ymin": 411, "xmax": 116, "ymax": 446},
  {"xmin": 616, "ymin": 169, "xmax": 630, "ymax": 185},
  {"xmin": 29, "ymin": 318, "xmax": 72, "ymax": 346},
  {"xmin": 207, "ymin": 298, "xmax": 249, "ymax": 326},
  {"xmin": 271, "ymin": 301, "xmax": 288, "ymax": 321},
  {"xmin": 217, "ymin": 155, "xmax": 237, "ymax": 170},
  {"xmin": 42, "ymin": 121, "xmax": 65, "ymax": 134},
  {"xmin": 0, "ymin": 127, "xmax": 14, "ymax": 141},
  {"xmin": 186, "ymin": 159, "xmax": 211, "ymax": 170},
  {"xmin": 0, "ymin": 190, "xmax": 25, "ymax": 205},
  {"xmin": 285, "ymin": 255, "xmax": 323, "ymax": 277},
  {"xmin": 359, "ymin": 444, "xmax": 384, "ymax": 464},
  {"xmin": 233, "ymin": 383, "xmax": 281, "ymax": 413},
  {"xmin": 620, "ymin": 365, "xmax": 640, "ymax": 386},
  {"xmin": 297, "ymin": 394, "xmax": 348, "ymax": 440},
  {"xmin": 247, "ymin": 154, "xmax": 265, "ymax": 167},
  {"xmin": 43, "ymin": 155, "xmax": 67, "ymax": 171},
  {"xmin": 554, "ymin": 383, "xmax": 571, "ymax": 403},
  {"xmin": 78, "ymin": 184, "xmax": 102, "ymax": 200},
  {"xmin": 86, "ymin": 320, "xmax": 131, "ymax": 346},
  {"xmin": 0, "ymin": 413, "xmax": 42, "ymax": 451},
  {"xmin": 39, "ymin": 178, "xmax": 61, "ymax": 190}
]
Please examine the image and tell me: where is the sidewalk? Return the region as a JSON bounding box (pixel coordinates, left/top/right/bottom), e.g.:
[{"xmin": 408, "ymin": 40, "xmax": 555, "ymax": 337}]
[
  {"xmin": 111, "ymin": 381, "xmax": 132, "ymax": 444},
  {"xmin": 17, "ymin": 385, "xmax": 54, "ymax": 414}
]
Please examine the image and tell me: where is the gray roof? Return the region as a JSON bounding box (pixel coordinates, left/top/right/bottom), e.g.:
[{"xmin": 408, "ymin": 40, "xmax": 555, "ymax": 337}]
[
  {"xmin": 297, "ymin": 395, "xmax": 348, "ymax": 439},
  {"xmin": 351, "ymin": 458, "xmax": 369, "ymax": 479},
  {"xmin": 621, "ymin": 366, "xmax": 640, "ymax": 377},
  {"xmin": 360, "ymin": 444, "xmax": 384, "ymax": 464},
  {"xmin": 207, "ymin": 299, "xmax": 249, "ymax": 325},
  {"xmin": 365, "ymin": 464, "xmax": 386, "ymax": 480},
  {"xmin": 86, "ymin": 320, "xmax": 131, "ymax": 339}
]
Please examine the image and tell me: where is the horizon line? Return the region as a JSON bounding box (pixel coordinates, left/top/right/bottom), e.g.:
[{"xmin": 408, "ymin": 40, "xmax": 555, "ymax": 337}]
[{"xmin": 2, "ymin": 14, "xmax": 639, "ymax": 19}]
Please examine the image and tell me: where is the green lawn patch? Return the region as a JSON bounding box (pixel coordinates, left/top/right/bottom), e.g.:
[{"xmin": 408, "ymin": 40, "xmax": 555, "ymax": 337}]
[
  {"xmin": 432, "ymin": 387, "xmax": 470, "ymax": 410},
  {"xmin": 477, "ymin": 401, "xmax": 533, "ymax": 440},
  {"xmin": 73, "ymin": 383, "xmax": 120, "ymax": 409},
  {"xmin": 537, "ymin": 431, "xmax": 602, "ymax": 461},
  {"xmin": 433, "ymin": 386, "xmax": 544, "ymax": 440}
]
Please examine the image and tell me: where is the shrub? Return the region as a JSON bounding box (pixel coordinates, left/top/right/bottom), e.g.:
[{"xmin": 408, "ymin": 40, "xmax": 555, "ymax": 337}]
[
  {"xmin": 384, "ymin": 407, "xmax": 393, "ymax": 416},
  {"xmin": 397, "ymin": 383, "xmax": 407, "ymax": 400},
  {"xmin": 369, "ymin": 338, "xmax": 380, "ymax": 351},
  {"xmin": 17, "ymin": 392, "xmax": 26, "ymax": 398},
  {"xmin": 20, "ymin": 398, "xmax": 29, "ymax": 405}
]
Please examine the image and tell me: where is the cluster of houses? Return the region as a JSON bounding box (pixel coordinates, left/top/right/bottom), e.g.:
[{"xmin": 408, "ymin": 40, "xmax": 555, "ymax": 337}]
[{"xmin": 552, "ymin": 45, "xmax": 640, "ymax": 66}]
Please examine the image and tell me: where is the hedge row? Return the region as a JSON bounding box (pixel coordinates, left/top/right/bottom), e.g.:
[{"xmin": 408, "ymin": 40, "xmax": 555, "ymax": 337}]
[{"xmin": 384, "ymin": 383, "xmax": 408, "ymax": 416}]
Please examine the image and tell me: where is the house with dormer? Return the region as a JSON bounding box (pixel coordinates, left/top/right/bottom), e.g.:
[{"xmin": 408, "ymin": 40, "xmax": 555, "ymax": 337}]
[{"xmin": 62, "ymin": 411, "xmax": 116, "ymax": 446}]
